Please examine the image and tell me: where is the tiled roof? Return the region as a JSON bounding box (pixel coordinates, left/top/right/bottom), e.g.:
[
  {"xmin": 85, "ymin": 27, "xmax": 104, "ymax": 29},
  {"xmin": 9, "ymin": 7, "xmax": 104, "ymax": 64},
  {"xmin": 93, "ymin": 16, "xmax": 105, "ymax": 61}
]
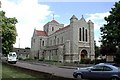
[
  {"xmin": 55, "ymin": 25, "xmax": 70, "ymax": 33},
  {"xmin": 51, "ymin": 20, "xmax": 59, "ymax": 24},
  {"xmin": 35, "ymin": 30, "xmax": 48, "ymax": 36}
]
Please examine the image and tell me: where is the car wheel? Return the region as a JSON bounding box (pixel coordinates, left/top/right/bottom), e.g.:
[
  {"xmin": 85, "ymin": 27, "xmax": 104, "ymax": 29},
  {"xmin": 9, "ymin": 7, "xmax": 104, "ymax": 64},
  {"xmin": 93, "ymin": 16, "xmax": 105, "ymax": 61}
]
[
  {"xmin": 77, "ymin": 74, "xmax": 82, "ymax": 79},
  {"xmin": 111, "ymin": 77, "xmax": 119, "ymax": 80}
]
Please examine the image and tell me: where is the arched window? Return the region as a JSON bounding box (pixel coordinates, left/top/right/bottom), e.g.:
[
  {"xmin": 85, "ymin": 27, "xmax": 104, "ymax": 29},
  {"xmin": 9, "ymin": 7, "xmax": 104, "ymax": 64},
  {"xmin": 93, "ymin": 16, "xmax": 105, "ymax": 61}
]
[
  {"xmin": 52, "ymin": 27, "xmax": 54, "ymax": 31},
  {"xmin": 86, "ymin": 29, "xmax": 88, "ymax": 42},
  {"xmin": 83, "ymin": 27, "xmax": 84, "ymax": 41},
  {"xmin": 42, "ymin": 40, "xmax": 44, "ymax": 46},
  {"xmin": 57, "ymin": 38, "xmax": 59, "ymax": 44},
  {"xmin": 79, "ymin": 28, "xmax": 81, "ymax": 41}
]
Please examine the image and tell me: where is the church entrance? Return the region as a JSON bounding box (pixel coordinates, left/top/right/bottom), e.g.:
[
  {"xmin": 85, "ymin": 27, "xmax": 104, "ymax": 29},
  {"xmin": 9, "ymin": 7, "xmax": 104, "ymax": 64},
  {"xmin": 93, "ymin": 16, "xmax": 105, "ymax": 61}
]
[{"xmin": 80, "ymin": 50, "xmax": 87, "ymax": 60}]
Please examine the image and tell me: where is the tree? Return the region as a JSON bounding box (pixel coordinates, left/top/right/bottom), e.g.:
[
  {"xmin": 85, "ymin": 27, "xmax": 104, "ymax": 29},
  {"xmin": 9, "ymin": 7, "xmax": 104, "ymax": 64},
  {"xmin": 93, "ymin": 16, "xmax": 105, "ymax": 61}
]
[
  {"xmin": 100, "ymin": 45, "xmax": 117, "ymax": 56},
  {"xmin": 0, "ymin": 11, "xmax": 18, "ymax": 56},
  {"xmin": 94, "ymin": 41, "xmax": 100, "ymax": 58},
  {"xmin": 100, "ymin": 1, "xmax": 120, "ymax": 63},
  {"xmin": 100, "ymin": 1, "xmax": 120, "ymax": 46}
]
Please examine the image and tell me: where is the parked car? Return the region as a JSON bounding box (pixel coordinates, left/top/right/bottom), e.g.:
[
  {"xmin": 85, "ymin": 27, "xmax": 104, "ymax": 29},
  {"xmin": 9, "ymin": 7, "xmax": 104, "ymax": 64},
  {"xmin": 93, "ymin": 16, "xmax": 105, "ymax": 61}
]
[
  {"xmin": 7, "ymin": 52, "xmax": 17, "ymax": 64},
  {"xmin": 73, "ymin": 63, "xmax": 120, "ymax": 80}
]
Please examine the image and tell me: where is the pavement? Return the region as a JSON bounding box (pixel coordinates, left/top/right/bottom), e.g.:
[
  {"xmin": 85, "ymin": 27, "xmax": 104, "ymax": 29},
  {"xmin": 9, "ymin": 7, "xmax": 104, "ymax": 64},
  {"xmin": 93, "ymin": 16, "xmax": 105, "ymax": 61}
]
[
  {"xmin": 19, "ymin": 60, "xmax": 92, "ymax": 69},
  {"xmin": 18, "ymin": 60, "xmax": 79, "ymax": 70}
]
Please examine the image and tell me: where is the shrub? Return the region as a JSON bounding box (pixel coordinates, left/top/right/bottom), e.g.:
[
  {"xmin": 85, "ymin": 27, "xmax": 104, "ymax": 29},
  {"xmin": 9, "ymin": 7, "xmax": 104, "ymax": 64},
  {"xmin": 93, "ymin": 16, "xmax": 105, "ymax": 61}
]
[
  {"xmin": 80, "ymin": 58, "xmax": 91, "ymax": 64},
  {"xmin": 94, "ymin": 59, "xmax": 106, "ymax": 64}
]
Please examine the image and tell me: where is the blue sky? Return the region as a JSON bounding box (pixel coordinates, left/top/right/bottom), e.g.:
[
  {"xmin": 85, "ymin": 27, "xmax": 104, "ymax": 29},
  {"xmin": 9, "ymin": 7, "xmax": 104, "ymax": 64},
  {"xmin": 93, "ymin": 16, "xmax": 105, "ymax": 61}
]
[
  {"xmin": 0, "ymin": 0, "xmax": 117, "ymax": 48},
  {"xmin": 40, "ymin": 2, "xmax": 114, "ymax": 23}
]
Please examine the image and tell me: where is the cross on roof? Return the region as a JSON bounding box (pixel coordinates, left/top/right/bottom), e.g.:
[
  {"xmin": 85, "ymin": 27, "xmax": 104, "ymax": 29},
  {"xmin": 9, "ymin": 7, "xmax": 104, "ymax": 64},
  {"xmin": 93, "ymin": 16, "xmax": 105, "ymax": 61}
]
[{"xmin": 53, "ymin": 14, "xmax": 54, "ymax": 20}]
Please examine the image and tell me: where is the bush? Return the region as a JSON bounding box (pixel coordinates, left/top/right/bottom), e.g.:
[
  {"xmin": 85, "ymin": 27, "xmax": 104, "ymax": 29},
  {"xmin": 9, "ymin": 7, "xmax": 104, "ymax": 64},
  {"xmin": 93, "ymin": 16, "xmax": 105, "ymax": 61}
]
[
  {"xmin": 90, "ymin": 60, "xmax": 95, "ymax": 64},
  {"xmin": 80, "ymin": 58, "xmax": 91, "ymax": 64},
  {"xmin": 34, "ymin": 56, "xmax": 37, "ymax": 60},
  {"xmin": 39, "ymin": 59, "xmax": 44, "ymax": 61},
  {"xmin": 74, "ymin": 61, "xmax": 79, "ymax": 64},
  {"xmin": 18, "ymin": 57, "xmax": 22, "ymax": 60},
  {"xmin": 94, "ymin": 59, "xmax": 106, "ymax": 64}
]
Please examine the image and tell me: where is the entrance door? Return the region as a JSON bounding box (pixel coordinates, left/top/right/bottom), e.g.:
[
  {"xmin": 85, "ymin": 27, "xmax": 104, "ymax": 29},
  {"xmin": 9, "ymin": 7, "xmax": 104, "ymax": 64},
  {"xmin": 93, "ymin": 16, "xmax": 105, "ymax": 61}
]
[{"xmin": 80, "ymin": 50, "xmax": 87, "ymax": 60}]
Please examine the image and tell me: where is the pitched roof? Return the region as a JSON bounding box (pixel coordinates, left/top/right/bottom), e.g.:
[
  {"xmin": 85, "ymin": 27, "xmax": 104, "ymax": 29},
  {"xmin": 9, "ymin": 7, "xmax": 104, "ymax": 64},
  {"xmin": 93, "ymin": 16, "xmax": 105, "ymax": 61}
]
[
  {"xmin": 50, "ymin": 20, "xmax": 59, "ymax": 24},
  {"xmin": 70, "ymin": 15, "xmax": 78, "ymax": 20},
  {"xmin": 88, "ymin": 20, "xmax": 94, "ymax": 24},
  {"xmin": 55, "ymin": 25, "xmax": 70, "ymax": 33},
  {"xmin": 35, "ymin": 30, "xmax": 48, "ymax": 36},
  {"xmin": 80, "ymin": 15, "xmax": 86, "ymax": 22}
]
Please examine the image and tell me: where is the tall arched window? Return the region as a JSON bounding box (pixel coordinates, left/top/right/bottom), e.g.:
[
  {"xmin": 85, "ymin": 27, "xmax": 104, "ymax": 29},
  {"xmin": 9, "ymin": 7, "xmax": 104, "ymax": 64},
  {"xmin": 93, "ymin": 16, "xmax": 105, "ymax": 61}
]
[
  {"xmin": 57, "ymin": 38, "xmax": 59, "ymax": 44},
  {"xmin": 79, "ymin": 28, "xmax": 81, "ymax": 41},
  {"xmin": 52, "ymin": 27, "xmax": 54, "ymax": 31},
  {"xmin": 83, "ymin": 27, "xmax": 84, "ymax": 41},
  {"xmin": 86, "ymin": 29, "xmax": 88, "ymax": 42},
  {"xmin": 42, "ymin": 40, "xmax": 44, "ymax": 46}
]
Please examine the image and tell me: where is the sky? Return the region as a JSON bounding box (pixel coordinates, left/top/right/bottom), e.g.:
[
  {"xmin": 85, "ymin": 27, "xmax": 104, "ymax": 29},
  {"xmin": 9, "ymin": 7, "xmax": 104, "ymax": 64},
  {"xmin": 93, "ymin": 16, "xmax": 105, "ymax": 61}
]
[{"xmin": 0, "ymin": 0, "xmax": 118, "ymax": 48}]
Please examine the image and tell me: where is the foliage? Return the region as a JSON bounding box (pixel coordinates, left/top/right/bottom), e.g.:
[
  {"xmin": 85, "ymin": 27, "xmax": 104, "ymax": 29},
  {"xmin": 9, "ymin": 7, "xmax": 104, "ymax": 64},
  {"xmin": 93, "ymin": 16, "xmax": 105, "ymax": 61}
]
[
  {"xmin": 0, "ymin": 11, "xmax": 18, "ymax": 56},
  {"xmin": 100, "ymin": 1, "xmax": 120, "ymax": 46},
  {"xmin": 100, "ymin": 1, "xmax": 120, "ymax": 60},
  {"xmin": 94, "ymin": 59, "xmax": 106, "ymax": 64},
  {"xmin": 80, "ymin": 58, "xmax": 91, "ymax": 64},
  {"xmin": 100, "ymin": 45, "xmax": 117, "ymax": 56},
  {"xmin": 114, "ymin": 47, "xmax": 120, "ymax": 63},
  {"xmin": 94, "ymin": 41, "xmax": 100, "ymax": 58}
]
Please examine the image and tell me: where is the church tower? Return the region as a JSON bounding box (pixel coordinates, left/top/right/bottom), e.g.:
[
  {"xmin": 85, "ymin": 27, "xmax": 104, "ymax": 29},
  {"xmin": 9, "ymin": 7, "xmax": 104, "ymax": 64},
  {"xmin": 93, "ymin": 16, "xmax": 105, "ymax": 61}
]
[
  {"xmin": 70, "ymin": 15, "xmax": 78, "ymax": 23},
  {"xmin": 88, "ymin": 20, "xmax": 95, "ymax": 60},
  {"xmin": 43, "ymin": 20, "xmax": 64, "ymax": 35}
]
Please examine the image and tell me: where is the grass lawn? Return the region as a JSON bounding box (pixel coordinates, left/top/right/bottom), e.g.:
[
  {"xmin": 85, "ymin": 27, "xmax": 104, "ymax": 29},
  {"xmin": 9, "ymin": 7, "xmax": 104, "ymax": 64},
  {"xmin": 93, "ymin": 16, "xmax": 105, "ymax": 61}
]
[{"xmin": 1, "ymin": 63, "xmax": 44, "ymax": 80}]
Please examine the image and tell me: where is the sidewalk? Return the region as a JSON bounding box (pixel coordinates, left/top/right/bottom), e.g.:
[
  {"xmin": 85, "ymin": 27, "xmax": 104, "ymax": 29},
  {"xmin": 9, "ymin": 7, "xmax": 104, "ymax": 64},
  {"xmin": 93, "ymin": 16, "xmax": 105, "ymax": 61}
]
[{"xmin": 19, "ymin": 60, "xmax": 93, "ymax": 69}]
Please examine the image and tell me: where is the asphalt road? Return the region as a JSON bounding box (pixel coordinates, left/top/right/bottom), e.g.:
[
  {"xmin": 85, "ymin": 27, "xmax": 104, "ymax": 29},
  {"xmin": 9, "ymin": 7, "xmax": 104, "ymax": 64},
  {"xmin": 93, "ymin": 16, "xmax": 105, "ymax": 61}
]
[{"xmin": 12, "ymin": 61, "xmax": 75, "ymax": 79}]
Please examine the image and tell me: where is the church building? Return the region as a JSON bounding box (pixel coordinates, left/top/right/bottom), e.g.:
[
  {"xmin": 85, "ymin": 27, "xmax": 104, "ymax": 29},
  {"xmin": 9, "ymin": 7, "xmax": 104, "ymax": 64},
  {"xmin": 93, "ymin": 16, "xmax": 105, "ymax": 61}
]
[{"xmin": 31, "ymin": 15, "xmax": 95, "ymax": 63}]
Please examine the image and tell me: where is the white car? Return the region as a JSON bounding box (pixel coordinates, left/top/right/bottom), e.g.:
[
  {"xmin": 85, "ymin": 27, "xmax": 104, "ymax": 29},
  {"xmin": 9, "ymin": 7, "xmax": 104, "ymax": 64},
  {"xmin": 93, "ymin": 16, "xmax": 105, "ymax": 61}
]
[{"xmin": 7, "ymin": 52, "xmax": 17, "ymax": 64}]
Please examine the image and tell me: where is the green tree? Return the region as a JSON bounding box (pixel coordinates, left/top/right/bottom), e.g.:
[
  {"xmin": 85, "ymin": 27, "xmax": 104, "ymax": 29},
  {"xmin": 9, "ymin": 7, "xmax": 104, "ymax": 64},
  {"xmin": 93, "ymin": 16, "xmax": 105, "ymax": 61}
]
[
  {"xmin": 100, "ymin": 45, "xmax": 116, "ymax": 56},
  {"xmin": 0, "ymin": 11, "xmax": 18, "ymax": 56},
  {"xmin": 94, "ymin": 41, "xmax": 100, "ymax": 58},
  {"xmin": 100, "ymin": 1, "xmax": 120, "ymax": 63},
  {"xmin": 100, "ymin": 1, "xmax": 120, "ymax": 46}
]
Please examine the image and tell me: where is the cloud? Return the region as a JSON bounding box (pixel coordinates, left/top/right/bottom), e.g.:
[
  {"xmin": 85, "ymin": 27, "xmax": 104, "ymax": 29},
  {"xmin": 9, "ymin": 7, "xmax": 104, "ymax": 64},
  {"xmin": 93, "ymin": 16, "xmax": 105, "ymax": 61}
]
[
  {"xmin": 39, "ymin": 0, "xmax": 118, "ymax": 2},
  {"xmin": 85, "ymin": 12, "xmax": 110, "ymax": 46},
  {"xmin": 86, "ymin": 12, "xmax": 110, "ymax": 30},
  {"xmin": 0, "ymin": 0, "xmax": 52, "ymax": 48}
]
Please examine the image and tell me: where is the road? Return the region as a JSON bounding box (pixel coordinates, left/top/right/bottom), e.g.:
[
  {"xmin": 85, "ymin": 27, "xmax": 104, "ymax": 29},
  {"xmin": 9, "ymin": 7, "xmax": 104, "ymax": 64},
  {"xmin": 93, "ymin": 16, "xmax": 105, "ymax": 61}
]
[{"xmin": 12, "ymin": 61, "xmax": 75, "ymax": 79}]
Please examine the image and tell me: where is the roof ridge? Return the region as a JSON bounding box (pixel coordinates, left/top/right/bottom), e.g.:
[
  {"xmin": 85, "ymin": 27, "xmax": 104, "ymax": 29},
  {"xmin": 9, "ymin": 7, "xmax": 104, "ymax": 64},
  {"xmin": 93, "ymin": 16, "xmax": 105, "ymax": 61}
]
[
  {"xmin": 51, "ymin": 20, "xmax": 59, "ymax": 24},
  {"xmin": 55, "ymin": 25, "xmax": 70, "ymax": 33}
]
